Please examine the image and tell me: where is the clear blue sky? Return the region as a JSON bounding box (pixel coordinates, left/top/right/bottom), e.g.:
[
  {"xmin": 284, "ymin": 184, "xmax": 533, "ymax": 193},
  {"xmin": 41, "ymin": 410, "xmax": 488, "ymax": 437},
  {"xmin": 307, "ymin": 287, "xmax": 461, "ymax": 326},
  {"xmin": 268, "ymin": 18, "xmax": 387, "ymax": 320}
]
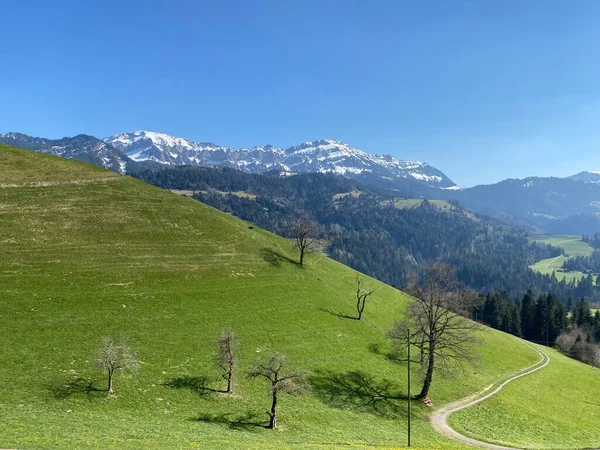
[{"xmin": 2, "ymin": 0, "xmax": 600, "ymax": 186}]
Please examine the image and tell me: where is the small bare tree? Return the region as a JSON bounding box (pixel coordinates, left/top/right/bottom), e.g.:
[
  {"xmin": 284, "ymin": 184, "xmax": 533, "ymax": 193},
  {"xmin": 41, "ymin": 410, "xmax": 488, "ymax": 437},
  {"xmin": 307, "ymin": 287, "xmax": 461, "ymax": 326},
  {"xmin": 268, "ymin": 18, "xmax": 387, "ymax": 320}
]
[
  {"xmin": 93, "ymin": 337, "xmax": 140, "ymax": 394},
  {"xmin": 248, "ymin": 352, "xmax": 309, "ymax": 429},
  {"xmin": 291, "ymin": 216, "xmax": 319, "ymax": 265},
  {"xmin": 388, "ymin": 262, "xmax": 480, "ymax": 399},
  {"xmin": 355, "ymin": 275, "xmax": 375, "ymax": 320},
  {"xmin": 216, "ymin": 328, "xmax": 239, "ymax": 393}
]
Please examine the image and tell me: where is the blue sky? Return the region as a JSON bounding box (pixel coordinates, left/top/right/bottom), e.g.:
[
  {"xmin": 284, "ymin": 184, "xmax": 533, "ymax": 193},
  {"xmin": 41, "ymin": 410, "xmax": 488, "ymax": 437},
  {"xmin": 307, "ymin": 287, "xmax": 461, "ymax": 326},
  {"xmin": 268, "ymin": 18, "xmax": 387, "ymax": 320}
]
[{"xmin": 1, "ymin": 0, "xmax": 600, "ymax": 186}]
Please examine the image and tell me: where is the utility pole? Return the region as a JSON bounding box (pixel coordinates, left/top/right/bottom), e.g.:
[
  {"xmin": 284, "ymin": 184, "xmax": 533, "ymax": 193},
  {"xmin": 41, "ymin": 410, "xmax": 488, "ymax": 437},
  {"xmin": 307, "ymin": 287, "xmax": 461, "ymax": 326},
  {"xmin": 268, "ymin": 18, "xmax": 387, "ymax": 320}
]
[{"xmin": 407, "ymin": 328, "xmax": 411, "ymax": 447}]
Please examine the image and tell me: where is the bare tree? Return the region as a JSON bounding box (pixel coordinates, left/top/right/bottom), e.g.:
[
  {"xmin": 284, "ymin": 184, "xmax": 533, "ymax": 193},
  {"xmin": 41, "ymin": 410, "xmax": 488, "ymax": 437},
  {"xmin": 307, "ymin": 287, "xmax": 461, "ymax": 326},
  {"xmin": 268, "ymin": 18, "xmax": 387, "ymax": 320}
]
[
  {"xmin": 388, "ymin": 262, "xmax": 480, "ymax": 399},
  {"xmin": 93, "ymin": 337, "xmax": 140, "ymax": 394},
  {"xmin": 291, "ymin": 216, "xmax": 319, "ymax": 265},
  {"xmin": 355, "ymin": 275, "xmax": 374, "ymax": 320},
  {"xmin": 248, "ymin": 352, "xmax": 309, "ymax": 429},
  {"xmin": 216, "ymin": 328, "xmax": 239, "ymax": 393}
]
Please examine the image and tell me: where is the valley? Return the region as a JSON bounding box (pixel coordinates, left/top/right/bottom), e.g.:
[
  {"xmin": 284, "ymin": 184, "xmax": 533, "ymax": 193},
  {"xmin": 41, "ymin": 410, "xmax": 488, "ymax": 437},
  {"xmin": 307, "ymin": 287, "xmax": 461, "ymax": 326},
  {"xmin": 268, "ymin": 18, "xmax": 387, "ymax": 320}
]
[
  {"xmin": 529, "ymin": 235, "xmax": 596, "ymax": 283},
  {"xmin": 5, "ymin": 4, "xmax": 600, "ymax": 449},
  {"xmin": 2, "ymin": 145, "xmax": 600, "ymax": 449}
]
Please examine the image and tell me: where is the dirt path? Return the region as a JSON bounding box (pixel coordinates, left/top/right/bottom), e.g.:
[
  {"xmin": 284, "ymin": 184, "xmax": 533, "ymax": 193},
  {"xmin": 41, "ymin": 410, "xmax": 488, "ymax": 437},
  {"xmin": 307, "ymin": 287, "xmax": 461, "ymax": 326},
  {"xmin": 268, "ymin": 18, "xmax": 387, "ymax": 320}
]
[
  {"xmin": 430, "ymin": 340, "xmax": 550, "ymax": 449},
  {"xmin": 545, "ymin": 255, "xmax": 563, "ymax": 270}
]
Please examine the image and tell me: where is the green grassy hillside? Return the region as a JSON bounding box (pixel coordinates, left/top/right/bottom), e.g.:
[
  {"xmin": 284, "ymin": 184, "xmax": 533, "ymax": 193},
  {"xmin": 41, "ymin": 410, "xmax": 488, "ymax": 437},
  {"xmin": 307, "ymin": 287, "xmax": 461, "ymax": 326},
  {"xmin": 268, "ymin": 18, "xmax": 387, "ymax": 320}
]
[
  {"xmin": 529, "ymin": 235, "xmax": 595, "ymax": 282},
  {"xmin": 0, "ymin": 145, "xmax": 596, "ymax": 449},
  {"xmin": 451, "ymin": 345, "xmax": 600, "ymax": 449}
]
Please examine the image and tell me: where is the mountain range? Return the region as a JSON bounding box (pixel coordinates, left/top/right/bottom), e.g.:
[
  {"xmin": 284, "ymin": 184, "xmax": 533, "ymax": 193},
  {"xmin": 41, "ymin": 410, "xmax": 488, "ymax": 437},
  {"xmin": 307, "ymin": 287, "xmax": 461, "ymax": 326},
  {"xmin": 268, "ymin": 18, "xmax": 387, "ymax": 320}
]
[
  {"xmin": 2, "ymin": 129, "xmax": 600, "ymax": 234},
  {"xmin": 0, "ymin": 130, "xmax": 456, "ymax": 193}
]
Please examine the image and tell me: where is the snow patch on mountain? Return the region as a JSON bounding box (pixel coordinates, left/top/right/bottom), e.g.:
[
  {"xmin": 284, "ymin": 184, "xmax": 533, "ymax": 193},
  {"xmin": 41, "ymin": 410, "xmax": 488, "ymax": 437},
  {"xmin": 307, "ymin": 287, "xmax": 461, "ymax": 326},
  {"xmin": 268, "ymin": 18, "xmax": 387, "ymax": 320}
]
[
  {"xmin": 568, "ymin": 171, "xmax": 600, "ymax": 184},
  {"xmin": 103, "ymin": 132, "xmax": 456, "ymax": 188}
]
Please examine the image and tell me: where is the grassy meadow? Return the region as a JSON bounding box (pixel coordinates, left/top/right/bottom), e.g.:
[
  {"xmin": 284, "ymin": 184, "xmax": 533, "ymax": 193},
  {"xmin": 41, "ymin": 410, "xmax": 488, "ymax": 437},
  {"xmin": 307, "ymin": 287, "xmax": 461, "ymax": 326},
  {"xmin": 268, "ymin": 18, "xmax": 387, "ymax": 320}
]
[
  {"xmin": 529, "ymin": 235, "xmax": 595, "ymax": 282},
  {"xmin": 1, "ymin": 146, "xmax": 600, "ymax": 449},
  {"xmin": 450, "ymin": 345, "xmax": 600, "ymax": 449}
]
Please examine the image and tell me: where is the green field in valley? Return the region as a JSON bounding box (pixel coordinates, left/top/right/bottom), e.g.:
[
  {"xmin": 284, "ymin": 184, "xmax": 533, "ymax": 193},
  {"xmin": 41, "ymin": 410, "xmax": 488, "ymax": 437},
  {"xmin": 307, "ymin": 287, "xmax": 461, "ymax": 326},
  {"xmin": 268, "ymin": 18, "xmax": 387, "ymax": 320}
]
[
  {"xmin": 2, "ymin": 146, "xmax": 600, "ymax": 449},
  {"xmin": 529, "ymin": 235, "xmax": 595, "ymax": 282}
]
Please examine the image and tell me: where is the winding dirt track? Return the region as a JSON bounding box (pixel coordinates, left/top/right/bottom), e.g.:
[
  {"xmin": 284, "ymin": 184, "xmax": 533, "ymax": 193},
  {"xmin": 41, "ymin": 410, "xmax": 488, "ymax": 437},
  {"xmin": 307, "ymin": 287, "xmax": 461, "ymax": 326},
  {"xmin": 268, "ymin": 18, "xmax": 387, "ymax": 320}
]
[{"xmin": 430, "ymin": 340, "xmax": 551, "ymax": 449}]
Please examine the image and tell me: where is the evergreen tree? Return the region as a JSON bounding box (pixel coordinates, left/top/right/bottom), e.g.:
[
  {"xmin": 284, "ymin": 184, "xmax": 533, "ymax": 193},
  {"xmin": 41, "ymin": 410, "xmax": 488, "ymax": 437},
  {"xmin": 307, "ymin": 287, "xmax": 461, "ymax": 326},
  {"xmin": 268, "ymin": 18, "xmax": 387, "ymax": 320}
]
[{"xmin": 520, "ymin": 290, "xmax": 536, "ymax": 340}]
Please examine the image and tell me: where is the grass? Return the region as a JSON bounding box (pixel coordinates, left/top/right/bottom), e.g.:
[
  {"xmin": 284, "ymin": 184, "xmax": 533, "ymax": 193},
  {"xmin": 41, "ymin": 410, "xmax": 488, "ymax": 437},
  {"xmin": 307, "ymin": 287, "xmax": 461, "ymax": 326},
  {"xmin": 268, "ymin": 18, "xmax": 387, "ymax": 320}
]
[
  {"xmin": 385, "ymin": 199, "xmax": 474, "ymax": 218},
  {"xmin": 0, "ymin": 145, "xmax": 598, "ymax": 449},
  {"xmin": 390, "ymin": 199, "xmax": 452, "ymax": 210},
  {"xmin": 332, "ymin": 188, "xmax": 362, "ymax": 200},
  {"xmin": 450, "ymin": 345, "xmax": 600, "ymax": 449},
  {"xmin": 529, "ymin": 235, "xmax": 595, "ymax": 282}
]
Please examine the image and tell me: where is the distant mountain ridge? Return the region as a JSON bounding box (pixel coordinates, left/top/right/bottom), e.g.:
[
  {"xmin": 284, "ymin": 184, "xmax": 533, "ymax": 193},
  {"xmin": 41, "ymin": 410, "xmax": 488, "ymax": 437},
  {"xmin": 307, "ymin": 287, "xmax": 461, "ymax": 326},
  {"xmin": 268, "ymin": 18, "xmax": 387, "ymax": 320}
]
[
  {"xmin": 568, "ymin": 171, "xmax": 600, "ymax": 184},
  {"xmin": 0, "ymin": 130, "xmax": 458, "ymax": 191},
  {"xmin": 2, "ymin": 129, "xmax": 600, "ymax": 234},
  {"xmin": 0, "ymin": 132, "xmax": 129, "ymax": 173}
]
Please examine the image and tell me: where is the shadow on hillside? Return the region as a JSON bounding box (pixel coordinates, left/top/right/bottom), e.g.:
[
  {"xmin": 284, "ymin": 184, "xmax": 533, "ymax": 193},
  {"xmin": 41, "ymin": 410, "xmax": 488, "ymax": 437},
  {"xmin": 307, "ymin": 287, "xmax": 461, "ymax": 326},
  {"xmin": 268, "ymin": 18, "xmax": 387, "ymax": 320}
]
[
  {"xmin": 191, "ymin": 411, "xmax": 268, "ymax": 431},
  {"xmin": 260, "ymin": 247, "xmax": 300, "ymax": 267},
  {"xmin": 368, "ymin": 342, "xmax": 411, "ymax": 365},
  {"xmin": 319, "ymin": 307, "xmax": 358, "ymax": 320},
  {"xmin": 310, "ymin": 370, "xmax": 408, "ymax": 418},
  {"xmin": 164, "ymin": 375, "xmax": 224, "ymax": 397},
  {"xmin": 50, "ymin": 376, "xmax": 105, "ymax": 400}
]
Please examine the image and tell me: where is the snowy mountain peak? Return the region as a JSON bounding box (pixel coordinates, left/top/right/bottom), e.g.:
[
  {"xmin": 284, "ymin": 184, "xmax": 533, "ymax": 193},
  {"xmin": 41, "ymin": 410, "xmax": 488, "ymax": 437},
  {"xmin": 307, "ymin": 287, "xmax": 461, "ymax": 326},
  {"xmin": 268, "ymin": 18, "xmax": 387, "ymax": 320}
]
[
  {"xmin": 1, "ymin": 130, "xmax": 457, "ymax": 190},
  {"xmin": 108, "ymin": 131, "xmax": 456, "ymax": 189}
]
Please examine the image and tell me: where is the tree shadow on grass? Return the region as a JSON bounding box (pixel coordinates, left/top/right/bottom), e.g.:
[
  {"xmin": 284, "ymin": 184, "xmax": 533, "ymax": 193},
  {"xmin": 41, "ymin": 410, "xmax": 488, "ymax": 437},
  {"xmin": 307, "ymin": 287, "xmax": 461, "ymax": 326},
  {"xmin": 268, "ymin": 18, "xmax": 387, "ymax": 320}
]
[
  {"xmin": 164, "ymin": 375, "xmax": 224, "ymax": 397},
  {"xmin": 50, "ymin": 376, "xmax": 105, "ymax": 400},
  {"xmin": 260, "ymin": 247, "xmax": 300, "ymax": 267},
  {"xmin": 191, "ymin": 411, "xmax": 268, "ymax": 431},
  {"xmin": 368, "ymin": 342, "xmax": 413, "ymax": 365},
  {"xmin": 319, "ymin": 307, "xmax": 358, "ymax": 320},
  {"xmin": 310, "ymin": 370, "xmax": 408, "ymax": 418}
]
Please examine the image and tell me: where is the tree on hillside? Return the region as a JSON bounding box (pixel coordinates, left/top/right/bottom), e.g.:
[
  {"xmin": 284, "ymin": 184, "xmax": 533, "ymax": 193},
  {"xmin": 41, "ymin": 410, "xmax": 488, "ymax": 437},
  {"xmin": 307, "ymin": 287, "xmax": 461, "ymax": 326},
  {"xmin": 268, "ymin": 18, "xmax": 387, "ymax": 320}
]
[
  {"xmin": 291, "ymin": 216, "xmax": 319, "ymax": 265},
  {"xmin": 355, "ymin": 275, "xmax": 375, "ymax": 320},
  {"xmin": 388, "ymin": 262, "xmax": 480, "ymax": 399},
  {"xmin": 216, "ymin": 328, "xmax": 239, "ymax": 393},
  {"xmin": 248, "ymin": 352, "xmax": 309, "ymax": 429},
  {"xmin": 94, "ymin": 337, "xmax": 140, "ymax": 394},
  {"xmin": 520, "ymin": 290, "xmax": 536, "ymax": 340}
]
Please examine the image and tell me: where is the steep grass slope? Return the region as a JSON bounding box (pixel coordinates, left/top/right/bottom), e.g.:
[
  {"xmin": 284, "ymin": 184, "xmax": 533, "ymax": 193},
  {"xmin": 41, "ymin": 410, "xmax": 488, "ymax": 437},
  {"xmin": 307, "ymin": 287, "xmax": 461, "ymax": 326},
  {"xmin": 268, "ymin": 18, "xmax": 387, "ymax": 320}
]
[{"xmin": 0, "ymin": 146, "xmax": 562, "ymax": 448}]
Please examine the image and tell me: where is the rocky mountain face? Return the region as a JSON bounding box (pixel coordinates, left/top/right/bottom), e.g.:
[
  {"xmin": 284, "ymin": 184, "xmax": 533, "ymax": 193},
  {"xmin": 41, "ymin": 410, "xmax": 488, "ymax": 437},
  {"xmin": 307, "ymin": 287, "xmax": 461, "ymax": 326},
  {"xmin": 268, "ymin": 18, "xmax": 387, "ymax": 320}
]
[
  {"xmin": 0, "ymin": 132, "xmax": 129, "ymax": 173},
  {"xmin": 103, "ymin": 130, "xmax": 457, "ymax": 191}
]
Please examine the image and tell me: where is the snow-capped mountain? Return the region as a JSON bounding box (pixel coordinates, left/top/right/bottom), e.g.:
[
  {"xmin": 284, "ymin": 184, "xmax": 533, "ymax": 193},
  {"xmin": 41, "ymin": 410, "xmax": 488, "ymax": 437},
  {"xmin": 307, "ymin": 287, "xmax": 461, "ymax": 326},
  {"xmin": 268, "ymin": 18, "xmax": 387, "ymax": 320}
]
[
  {"xmin": 104, "ymin": 131, "xmax": 456, "ymax": 189},
  {"xmin": 105, "ymin": 130, "xmax": 289, "ymax": 173},
  {"xmin": 0, "ymin": 132, "xmax": 129, "ymax": 174},
  {"xmin": 568, "ymin": 171, "xmax": 600, "ymax": 184},
  {"xmin": 0, "ymin": 130, "xmax": 456, "ymax": 190}
]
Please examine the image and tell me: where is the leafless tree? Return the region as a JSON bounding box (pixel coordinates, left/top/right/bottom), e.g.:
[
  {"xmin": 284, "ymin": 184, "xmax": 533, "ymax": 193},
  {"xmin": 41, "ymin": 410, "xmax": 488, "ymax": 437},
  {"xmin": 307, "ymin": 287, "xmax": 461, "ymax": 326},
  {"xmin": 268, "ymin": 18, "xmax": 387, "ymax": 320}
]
[
  {"xmin": 291, "ymin": 216, "xmax": 319, "ymax": 265},
  {"xmin": 248, "ymin": 352, "xmax": 309, "ymax": 429},
  {"xmin": 355, "ymin": 275, "xmax": 374, "ymax": 320},
  {"xmin": 556, "ymin": 327, "xmax": 600, "ymax": 367},
  {"xmin": 216, "ymin": 328, "xmax": 239, "ymax": 393},
  {"xmin": 388, "ymin": 262, "xmax": 480, "ymax": 399},
  {"xmin": 93, "ymin": 337, "xmax": 140, "ymax": 394}
]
